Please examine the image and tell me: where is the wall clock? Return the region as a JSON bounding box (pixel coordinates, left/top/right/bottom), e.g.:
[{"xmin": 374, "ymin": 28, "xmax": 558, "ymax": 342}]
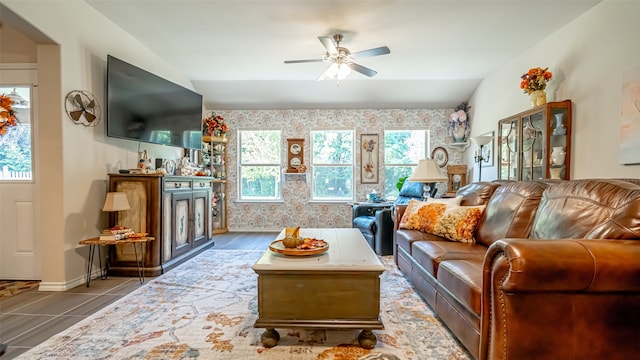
[
  {"xmin": 286, "ymin": 138, "xmax": 305, "ymax": 173},
  {"xmin": 64, "ymin": 90, "xmax": 101, "ymax": 127}
]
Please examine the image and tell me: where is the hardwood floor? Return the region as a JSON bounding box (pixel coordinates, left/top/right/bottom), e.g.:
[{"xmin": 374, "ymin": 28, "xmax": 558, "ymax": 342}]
[{"xmin": 0, "ymin": 232, "xmax": 278, "ymax": 359}]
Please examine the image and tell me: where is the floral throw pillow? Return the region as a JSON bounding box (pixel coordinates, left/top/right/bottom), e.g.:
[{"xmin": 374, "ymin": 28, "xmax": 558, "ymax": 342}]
[
  {"xmin": 399, "ymin": 197, "xmax": 462, "ymax": 229},
  {"xmin": 399, "ymin": 199, "xmax": 485, "ymax": 243}
]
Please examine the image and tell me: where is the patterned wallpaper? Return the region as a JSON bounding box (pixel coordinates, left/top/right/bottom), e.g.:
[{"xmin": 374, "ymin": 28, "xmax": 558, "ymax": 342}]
[{"xmin": 215, "ymin": 108, "xmax": 463, "ymax": 232}]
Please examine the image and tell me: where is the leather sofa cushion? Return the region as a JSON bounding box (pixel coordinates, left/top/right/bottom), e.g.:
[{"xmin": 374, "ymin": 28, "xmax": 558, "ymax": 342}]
[
  {"xmin": 457, "ymin": 181, "xmax": 502, "ymax": 206},
  {"xmin": 412, "ymin": 240, "xmax": 486, "ymax": 277},
  {"xmin": 475, "ymin": 181, "xmax": 548, "ymax": 247},
  {"xmin": 437, "ymin": 259, "xmax": 484, "ymax": 316},
  {"xmin": 532, "ymin": 179, "xmax": 640, "ymax": 239},
  {"xmin": 353, "ymin": 216, "xmax": 375, "ymax": 235},
  {"xmin": 395, "ymin": 229, "xmax": 440, "ymax": 256}
]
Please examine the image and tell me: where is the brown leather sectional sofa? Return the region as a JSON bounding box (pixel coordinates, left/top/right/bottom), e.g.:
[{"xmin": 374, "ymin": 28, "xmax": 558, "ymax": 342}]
[{"xmin": 393, "ymin": 179, "xmax": 640, "ymax": 359}]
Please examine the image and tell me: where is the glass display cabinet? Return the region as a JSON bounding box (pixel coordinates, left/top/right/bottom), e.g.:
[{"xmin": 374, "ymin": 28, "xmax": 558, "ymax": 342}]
[
  {"xmin": 202, "ymin": 135, "xmax": 228, "ymax": 234},
  {"xmin": 498, "ymin": 100, "xmax": 572, "ymax": 181}
]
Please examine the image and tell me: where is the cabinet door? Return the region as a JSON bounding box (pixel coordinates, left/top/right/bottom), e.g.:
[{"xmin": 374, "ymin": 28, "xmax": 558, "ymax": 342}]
[
  {"xmin": 498, "ymin": 117, "xmax": 520, "ymax": 180},
  {"xmin": 547, "ymin": 101, "xmax": 571, "ymax": 179},
  {"xmin": 212, "ymin": 182, "xmax": 227, "ymax": 234},
  {"xmin": 521, "ymin": 111, "xmax": 546, "ymax": 181},
  {"xmin": 192, "ymin": 189, "xmax": 211, "ymax": 247},
  {"xmin": 171, "ymin": 191, "xmax": 192, "ymax": 257}
]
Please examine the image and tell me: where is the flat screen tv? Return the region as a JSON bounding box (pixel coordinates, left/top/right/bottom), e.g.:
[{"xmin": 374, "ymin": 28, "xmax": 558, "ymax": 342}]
[{"xmin": 106, "ymin": 55, "xmax": 203, "ymax": 149}]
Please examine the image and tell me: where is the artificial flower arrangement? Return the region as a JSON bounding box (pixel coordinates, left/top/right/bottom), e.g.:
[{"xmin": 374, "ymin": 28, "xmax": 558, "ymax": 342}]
[
  {"xmin": 520, "ymin": 67, "xmax": 553, "ymax": 94},
  {"xmin": 203, "ymin": 112, "xmax": 228, "ymax": 137},
  {"xmin": 449, "ymin": 102, "xmax": 471, "ymax": 142},
  {"xmin": 0, "ymin": 94, "xmax": 18, "ymax": 136}
]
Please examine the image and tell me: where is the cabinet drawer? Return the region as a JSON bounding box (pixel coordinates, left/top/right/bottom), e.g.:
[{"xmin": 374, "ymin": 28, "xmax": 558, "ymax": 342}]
[
  {"xmin": 192, "ymin": 180, "xmax": 212, "ymax": 189},
  {"xmin": 165, "ymin": 181, "xmax": 192, "ymax": 190}
]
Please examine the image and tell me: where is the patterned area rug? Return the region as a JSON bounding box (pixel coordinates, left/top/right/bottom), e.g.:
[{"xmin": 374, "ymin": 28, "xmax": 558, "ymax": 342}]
[
  {"xmin": 17, "ymin": 250, "xmax": 471, "ymax": 360},
  {"xmin": 0, "ymin": 280, "xmax": 40, "ymax": 300}
]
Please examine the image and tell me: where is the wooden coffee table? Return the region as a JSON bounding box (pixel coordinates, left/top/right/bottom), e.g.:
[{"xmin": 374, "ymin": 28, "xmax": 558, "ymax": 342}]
[{"xmin": 252, "ymin": 228, "xmax": 385, "ymax": 349}]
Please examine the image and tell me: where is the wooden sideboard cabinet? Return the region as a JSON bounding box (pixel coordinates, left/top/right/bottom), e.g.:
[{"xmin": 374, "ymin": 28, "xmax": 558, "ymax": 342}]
[
  {"xmin": 498, "ymin": 100, "xmax": 572, "ymax": 181},
  {"xmin": 107, "ymin": 174, "xmax": 214, "ymax": 276}
]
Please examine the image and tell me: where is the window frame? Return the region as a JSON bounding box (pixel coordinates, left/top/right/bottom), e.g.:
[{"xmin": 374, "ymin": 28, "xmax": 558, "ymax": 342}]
[
  {"xmin": 309, "ymin": 128, "xmax": 355, "ymax": 202},
  {"xmin": 237, "ymin": 129, "xmax": 283, "ymax": 202},
  {"xmin": 0, "ymin": 85, "xmax": 34, "ymax": 183},
  {"xmin": 382, "ymin": 128, "xmax": 431, "ymax": 200}
]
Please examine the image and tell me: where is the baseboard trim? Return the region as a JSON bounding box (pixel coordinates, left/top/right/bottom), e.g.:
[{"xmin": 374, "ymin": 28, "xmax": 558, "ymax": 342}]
[{"xmin": 38, "ymin": 272, "xmax": 87, "ymax": 292}]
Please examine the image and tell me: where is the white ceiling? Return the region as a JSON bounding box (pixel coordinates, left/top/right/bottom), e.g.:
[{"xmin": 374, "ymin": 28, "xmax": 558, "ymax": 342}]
[{"xmin": 85, "ymin": 0, "xmax": 602, "ymax": 110}]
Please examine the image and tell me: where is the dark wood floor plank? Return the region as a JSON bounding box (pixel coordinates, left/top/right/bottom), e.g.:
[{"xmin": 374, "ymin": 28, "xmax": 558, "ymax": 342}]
[{"xmin": 212, "ymin": 232, "xmax": 279, "ymax": 250}]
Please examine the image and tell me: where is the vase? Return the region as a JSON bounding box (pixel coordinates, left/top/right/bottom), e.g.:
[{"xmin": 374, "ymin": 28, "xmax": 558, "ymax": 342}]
[
  {"xmin": 551, "ymin": 146, "xmax": 566, "ymax": 166},
  {"xmin": 552, "ymin": 113, "xmax": 567, "ymax": 135},
  {"xmin": 530, "ymin": 90, "xmax": 547, "ymax": 107},
  {"xmin": 452, "ymin": 126, "xmax": 467, "ymax": 143},
  {"xmin": 549, "ymin": 167, "xmax": 563, "ymax": 179}
]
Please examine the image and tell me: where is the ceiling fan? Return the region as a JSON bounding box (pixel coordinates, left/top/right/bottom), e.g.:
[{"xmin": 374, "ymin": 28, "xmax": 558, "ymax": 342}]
[{"xmin": 284, "ymin": 34, "xmax": 390, "ymax": 81}]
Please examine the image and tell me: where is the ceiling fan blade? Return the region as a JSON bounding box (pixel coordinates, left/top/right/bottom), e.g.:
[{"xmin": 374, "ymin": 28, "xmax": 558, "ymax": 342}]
[
  {"xmin": 87, "ymin": 99, "xmax": 96, "ymax": 109},
  {"xmin": 69, "ymin": 110, "xmax": 84, "ymax": 121},
  {"xmin": 348, "ymin": 63, "xmax": 378, "ymax": 77},
  {"xmin": 351, "ymin": 46, "xmax": 391, "ymax": 59},
  {"xmin": 284, "ymin": 59, "xmax": 325, "ymax": 64},
  {"xmin": 318, "ymin": 36, "xmax": 338, "ymax": 55}
]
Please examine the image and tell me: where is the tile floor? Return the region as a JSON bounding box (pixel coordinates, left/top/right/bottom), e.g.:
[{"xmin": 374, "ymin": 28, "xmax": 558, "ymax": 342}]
[{"xmin": 0, "ymin": 232, "xmax": 277, "ymax": 359}]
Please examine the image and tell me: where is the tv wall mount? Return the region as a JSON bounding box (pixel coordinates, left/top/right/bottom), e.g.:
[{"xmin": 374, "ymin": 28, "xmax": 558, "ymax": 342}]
[{"xmin": 65, "ymin": 90, "xmax": 101, "ymax": 127}]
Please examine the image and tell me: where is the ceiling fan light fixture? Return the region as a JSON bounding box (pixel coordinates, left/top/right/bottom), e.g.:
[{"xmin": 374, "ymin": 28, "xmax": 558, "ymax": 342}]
[{"xmin": 325, "ymin": 63, "xmax": 351, "ymax": 80}]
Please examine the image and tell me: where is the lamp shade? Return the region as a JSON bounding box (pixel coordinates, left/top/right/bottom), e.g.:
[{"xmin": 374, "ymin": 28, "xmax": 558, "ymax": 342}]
[
  {"xmin": 408, "ymin": 159, "xmax": 447, "ymax": 182},
  {"xmin": 471, "ymin": 135, "xmax": 493, "ymax": 146},
  {"xmin": 102, "ymin": 192, "xmax": 131, "ymax": 212}
]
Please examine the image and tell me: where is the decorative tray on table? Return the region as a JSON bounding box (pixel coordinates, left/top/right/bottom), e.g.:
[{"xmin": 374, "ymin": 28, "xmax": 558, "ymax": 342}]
[{"xmin": 269, "ymin": 238, "xmax": 329, "ymax": 256}]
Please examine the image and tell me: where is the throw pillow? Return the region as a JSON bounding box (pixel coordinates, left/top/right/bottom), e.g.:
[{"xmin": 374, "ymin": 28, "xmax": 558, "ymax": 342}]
[
  {"xmin": 398, "ymin": 181, "xmax": 424, "ymax": 198},
  {"xmin": 399, "ymin": 199, "xmax": 485, "ymax": 243},
  {"xmin": 398, "ymin": 197, "xmax": 462, "ymax": 229}
]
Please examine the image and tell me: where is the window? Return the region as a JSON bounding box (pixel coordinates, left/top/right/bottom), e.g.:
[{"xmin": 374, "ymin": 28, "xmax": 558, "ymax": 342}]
[
  {"xmin": 0, "ymin": 86, "xmax": 32, "ymax": 181},
  {"xmin": 383, "ymin": 129, "xmax": 430, "ymax": 199},
  {"xmin": 238, "ymin": 130, "xmax": 282, "ymax": 201},
  {"xmin": 311, "ymin": 130, "xmax": 354, "ymax": 201}
]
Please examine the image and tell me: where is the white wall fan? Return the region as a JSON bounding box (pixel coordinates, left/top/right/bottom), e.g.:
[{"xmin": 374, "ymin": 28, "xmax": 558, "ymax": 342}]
[{"xmin": 284, "ymin": 34, "xmax": 390, "ymax": 81}]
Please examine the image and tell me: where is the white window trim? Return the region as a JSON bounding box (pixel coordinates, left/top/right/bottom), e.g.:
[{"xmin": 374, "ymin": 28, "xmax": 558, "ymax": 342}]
[
  {"xmin": 237, "ymin": 129, "xmax": 283, "ymax": 202},
  {"xmin": 310, "ymin": 128, "xmax": 355, "ymax": 202}
]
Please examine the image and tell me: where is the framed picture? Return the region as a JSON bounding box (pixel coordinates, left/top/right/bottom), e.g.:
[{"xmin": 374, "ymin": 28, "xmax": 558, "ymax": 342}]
[
  {"xmin": 431, "ymin": 146, "xmax": 449, "ymax": 168},
  {"xmin": 361, "ymin": 134, "xmax": 379, "ymax": 184},
  {"xmin": 480, "ymin": 131, "xmax": 494, "ymax": 167}
]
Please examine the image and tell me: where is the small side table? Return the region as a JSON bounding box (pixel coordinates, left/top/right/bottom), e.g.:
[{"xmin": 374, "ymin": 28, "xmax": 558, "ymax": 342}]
[{"xmin": 79, "ymin": 237, "xmax": 155, "ymax": 287}]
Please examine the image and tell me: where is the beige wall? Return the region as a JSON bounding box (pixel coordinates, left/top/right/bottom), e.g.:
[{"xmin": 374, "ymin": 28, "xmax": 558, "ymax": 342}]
[
  {"xmin": 0, "ymin": 22, "xmax": 37, "ymax": 63},
  {"xmin": 468, "ymin": 0, "xmax": 640, "ymax": 181},
  {"xmin": 2, "ymin": 0, "xmax": 195, "ymax": 289}
]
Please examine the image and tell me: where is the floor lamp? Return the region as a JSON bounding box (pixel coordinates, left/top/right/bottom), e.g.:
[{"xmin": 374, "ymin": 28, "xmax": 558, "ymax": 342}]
[
  {"xmin": 408, "ymin": 159, "xmax": 448, "ymax": 200},
  {"xmin": 471, "ymin": 135, "xmax": 493, "ymax": 181}
]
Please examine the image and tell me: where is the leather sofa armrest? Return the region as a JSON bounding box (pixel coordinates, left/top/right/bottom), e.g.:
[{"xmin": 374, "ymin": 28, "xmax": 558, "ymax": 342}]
[
  {"xmin": 484, "ymin": 239, "xmax": 640, "ymax": 292},
  {"xmin": 480, "ymin": 238, "xmax": 640, "ymax": 360},
  {"xmin": 352, "ymin": 203, "xmax": 392, "ymax": 218},
  {"xmin": 393, "ymin": 204, "xmax": 408, "ymax": 230},
  {"xmin": 374, "ymin": 208, "xmax": 394, "ymax": 255}
]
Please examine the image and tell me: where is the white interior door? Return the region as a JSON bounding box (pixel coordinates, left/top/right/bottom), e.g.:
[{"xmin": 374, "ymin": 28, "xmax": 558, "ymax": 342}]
[{"xmin": 0, "ymin": 67, "xmax": 40, "ymax": 280}]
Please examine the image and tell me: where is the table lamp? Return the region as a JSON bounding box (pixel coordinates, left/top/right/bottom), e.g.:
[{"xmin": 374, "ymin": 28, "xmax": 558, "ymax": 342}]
[
  {"xmin": 408, "ymin": 159, "xmax": 448, "ymax": 200},
  {"xmin": 102, "ymin": 192, "xmax": 131, "ymax": 227},
  {"xmin": 471, "ymin": 135, "xmax": 493, "ymax": 181}
]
